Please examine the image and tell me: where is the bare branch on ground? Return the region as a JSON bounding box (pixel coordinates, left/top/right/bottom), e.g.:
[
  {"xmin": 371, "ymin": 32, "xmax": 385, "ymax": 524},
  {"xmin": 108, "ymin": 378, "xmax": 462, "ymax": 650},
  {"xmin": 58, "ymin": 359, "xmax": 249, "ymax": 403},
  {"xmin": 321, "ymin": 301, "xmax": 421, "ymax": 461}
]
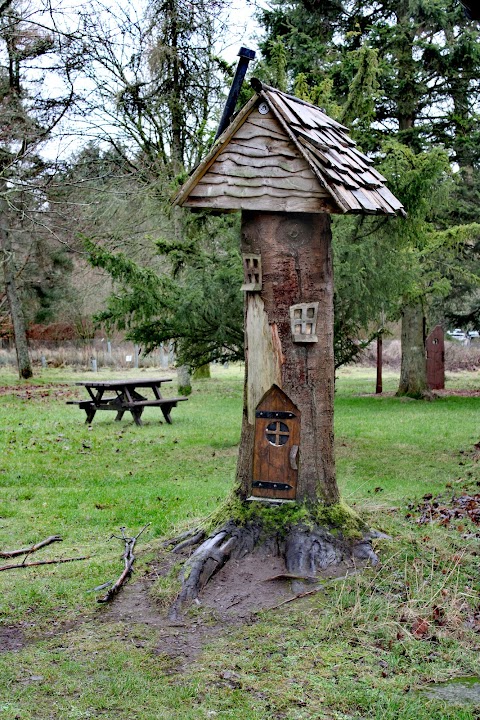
[
  {"xmin": 0, "ymin": 556, "xmax": 89, "ymax": 572},
  {"xmin": 97, "ymin": 523, "xmax": 151, "ymax": 603},
  {"xmin": 0, "ymin": 535, "xmax": 63, "ymax": 559}
]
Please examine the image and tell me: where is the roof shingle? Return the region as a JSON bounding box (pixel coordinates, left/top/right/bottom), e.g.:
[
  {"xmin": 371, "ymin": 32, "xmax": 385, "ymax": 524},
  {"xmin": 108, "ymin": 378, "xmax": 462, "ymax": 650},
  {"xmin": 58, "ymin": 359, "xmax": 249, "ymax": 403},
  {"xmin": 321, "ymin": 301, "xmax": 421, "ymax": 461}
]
[{"xmin": 173, "ymin": 79, "xmax": 405, "ymax": 218}]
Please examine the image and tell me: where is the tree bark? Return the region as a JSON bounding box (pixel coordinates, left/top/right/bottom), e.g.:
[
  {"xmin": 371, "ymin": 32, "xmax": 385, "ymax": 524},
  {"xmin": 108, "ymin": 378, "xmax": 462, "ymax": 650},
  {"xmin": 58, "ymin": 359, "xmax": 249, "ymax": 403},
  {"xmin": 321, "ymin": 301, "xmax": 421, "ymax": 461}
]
[
  {"xmin": 236, "ymin": 211, "xmax": 338, "ymax": 506},
  {"xmin": 397, "ymin": 302, "xmax": 428, "ymax": 397},
  {"xmin": 176, "ymin": 364, "xmax": 191, "ymax": 395},
  {"xmin": 0, "ymin": 184, "xmax": 32, "ymax": 379}
]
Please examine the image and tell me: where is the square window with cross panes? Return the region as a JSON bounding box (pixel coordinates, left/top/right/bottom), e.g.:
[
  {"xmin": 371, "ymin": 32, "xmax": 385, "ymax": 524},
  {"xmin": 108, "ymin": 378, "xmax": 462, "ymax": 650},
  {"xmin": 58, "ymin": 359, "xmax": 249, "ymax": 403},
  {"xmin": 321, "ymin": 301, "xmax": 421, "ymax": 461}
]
[{"xmin": 289, "ymin": 302, "xmax": 319, "ymax": 342}]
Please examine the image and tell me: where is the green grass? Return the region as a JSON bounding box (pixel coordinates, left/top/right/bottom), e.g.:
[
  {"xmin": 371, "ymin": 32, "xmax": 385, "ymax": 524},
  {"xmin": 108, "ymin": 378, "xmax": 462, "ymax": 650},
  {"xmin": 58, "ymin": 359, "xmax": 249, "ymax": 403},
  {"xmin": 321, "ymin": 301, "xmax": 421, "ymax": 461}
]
[{"xmin": 0, "ymin": 364, "xmax": 479, "ymax": 719}]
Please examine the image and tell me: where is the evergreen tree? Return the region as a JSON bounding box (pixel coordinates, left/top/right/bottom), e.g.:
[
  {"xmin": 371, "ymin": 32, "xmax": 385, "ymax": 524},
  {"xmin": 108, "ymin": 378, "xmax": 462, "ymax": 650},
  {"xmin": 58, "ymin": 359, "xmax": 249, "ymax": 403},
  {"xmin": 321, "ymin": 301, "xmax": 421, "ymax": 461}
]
[
  {"xmin": 84, "ymin": 213, "xmax": 244, "ymax": 370},
  {"xmin": 258, "ymin": 0, "xmax": 480, "ymax": 395}
]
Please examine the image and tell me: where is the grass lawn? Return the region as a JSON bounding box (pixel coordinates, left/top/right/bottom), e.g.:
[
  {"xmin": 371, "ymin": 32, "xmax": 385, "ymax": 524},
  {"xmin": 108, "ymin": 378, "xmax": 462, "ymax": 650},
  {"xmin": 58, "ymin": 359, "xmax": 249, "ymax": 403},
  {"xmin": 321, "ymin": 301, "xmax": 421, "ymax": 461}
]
[{"xmin": 0, "ymin": 364, "xmax": 479, "ymax": 719}]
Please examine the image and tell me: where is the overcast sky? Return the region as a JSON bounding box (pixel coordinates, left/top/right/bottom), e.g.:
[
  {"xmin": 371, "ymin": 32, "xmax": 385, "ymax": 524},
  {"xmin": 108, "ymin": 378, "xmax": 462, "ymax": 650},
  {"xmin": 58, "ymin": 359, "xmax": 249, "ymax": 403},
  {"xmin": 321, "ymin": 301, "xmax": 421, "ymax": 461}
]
[
  {"xmin": 20, "ymin": 0, "xmax": 266, "ymax": 161},
  {"xmin": 220, "ymin": 0, "xmax": 265, "ymax": 63}
]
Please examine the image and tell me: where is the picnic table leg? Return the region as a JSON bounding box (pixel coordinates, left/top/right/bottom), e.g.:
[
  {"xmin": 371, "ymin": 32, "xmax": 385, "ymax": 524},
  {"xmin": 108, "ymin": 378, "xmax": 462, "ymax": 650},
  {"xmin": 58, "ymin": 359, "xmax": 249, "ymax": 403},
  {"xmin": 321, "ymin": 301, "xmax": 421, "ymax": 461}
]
[
  {"xmin": 131, "ymin": 407, "xmax": 144, "ymax": 426},
  {"xmin": 115, "ymin": 410, "xmax": 125, "ymax": 422},
  {"xmin": 160, "ymin": 403, "xmax": 173, "ymax": 424},
  {"xmin": 85, "ymin": 405, "xmax": 97, "ymax": 424}
]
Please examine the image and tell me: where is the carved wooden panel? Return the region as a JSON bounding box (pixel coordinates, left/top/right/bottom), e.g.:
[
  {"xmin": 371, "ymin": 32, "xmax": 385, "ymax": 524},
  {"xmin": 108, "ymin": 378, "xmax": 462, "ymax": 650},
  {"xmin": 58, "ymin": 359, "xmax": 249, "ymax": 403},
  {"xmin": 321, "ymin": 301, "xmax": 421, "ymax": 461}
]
[
  {"xmin": 241, "ymin": 254, "xmax": 262, "ymax": 291},
  {"xmin": 290, "ymin": 302, "xmax": 319, "ymax": 342},
  {"xmin": 252, "ymin": 385, "xmax": 300, "ymax": 501}
]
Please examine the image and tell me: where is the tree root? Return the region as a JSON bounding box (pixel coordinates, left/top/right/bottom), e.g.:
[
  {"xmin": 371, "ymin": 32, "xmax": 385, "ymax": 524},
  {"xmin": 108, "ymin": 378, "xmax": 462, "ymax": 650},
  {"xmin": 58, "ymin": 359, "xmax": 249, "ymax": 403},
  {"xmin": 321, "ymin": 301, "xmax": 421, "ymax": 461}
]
[
  {"xmin": 171, "ymin": 530, "xmax": 205, "ymax": 554},
  {"xmin": 169, "ymin": 521, "xmax": 260, "ymax": 619},
  {"xmin": 163, "ymin": 527, "xmax": 202, "ymax": 550},
  {"xmin": 168, "ymin": 518, "xmax": 379, "ymax": 618}
]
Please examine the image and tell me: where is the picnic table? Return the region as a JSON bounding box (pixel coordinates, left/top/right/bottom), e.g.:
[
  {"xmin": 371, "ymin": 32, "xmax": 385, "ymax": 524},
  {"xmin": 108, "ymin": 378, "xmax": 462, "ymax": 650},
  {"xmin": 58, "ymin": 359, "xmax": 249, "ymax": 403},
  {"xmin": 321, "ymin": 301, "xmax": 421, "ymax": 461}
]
[{"xmin": 67, "ymin": 378, "xmax": 187, "ymax": 426}]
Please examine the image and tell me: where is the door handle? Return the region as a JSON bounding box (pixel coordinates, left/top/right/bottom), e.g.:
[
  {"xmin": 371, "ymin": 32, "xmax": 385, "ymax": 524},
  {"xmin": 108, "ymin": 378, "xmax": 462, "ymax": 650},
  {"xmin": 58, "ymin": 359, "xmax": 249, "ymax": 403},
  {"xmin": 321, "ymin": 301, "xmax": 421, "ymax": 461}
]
[{"xmin": 289, "ymin": 445, "xmax": 299, "ymax": 470}]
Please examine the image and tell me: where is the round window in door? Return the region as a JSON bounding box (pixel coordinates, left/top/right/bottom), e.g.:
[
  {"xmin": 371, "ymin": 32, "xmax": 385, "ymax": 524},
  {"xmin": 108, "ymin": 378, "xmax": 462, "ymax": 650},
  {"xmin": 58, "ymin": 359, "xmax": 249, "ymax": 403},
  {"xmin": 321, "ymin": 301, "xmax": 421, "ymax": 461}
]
[{"xmin": 266, "ymin": 421, "xmax": 289, "ymax": 446}]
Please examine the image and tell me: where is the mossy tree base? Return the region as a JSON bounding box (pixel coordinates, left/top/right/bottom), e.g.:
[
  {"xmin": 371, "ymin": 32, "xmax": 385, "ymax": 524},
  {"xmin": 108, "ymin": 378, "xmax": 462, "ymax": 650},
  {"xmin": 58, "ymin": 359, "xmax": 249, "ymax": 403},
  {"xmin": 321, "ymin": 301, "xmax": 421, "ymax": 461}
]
[
  {"xmin": 396, "ymin": 388, "xmax": 436, "ymax": 401},
  {"xmin": 167, "ymin": 499, "xmax": 379, "ymax": 618}
]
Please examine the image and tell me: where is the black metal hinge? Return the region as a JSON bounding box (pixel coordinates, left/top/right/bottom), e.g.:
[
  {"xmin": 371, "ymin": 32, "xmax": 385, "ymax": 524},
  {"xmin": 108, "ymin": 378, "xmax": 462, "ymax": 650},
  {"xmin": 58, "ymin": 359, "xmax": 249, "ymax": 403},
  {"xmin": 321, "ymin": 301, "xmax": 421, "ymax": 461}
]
[
  {"xmin": 255, "ymin": 411, "xmax": 296, "ymax": 420},
  {"xmin": 252, "ymin": 481, "xmax": 292, "ymax": 491}
]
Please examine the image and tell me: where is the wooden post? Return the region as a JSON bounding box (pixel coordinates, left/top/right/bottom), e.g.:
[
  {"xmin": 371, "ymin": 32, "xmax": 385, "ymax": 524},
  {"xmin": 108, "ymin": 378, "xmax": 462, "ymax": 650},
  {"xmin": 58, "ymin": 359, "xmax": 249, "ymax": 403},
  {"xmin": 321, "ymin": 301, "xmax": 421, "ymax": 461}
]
[
  {"xmin": 376, "ymin": 333, "xmax": 383, "ymax": 394},
  {"xmin": 236, "ymin": 211, "xmax": 338, "ymax": 506}
]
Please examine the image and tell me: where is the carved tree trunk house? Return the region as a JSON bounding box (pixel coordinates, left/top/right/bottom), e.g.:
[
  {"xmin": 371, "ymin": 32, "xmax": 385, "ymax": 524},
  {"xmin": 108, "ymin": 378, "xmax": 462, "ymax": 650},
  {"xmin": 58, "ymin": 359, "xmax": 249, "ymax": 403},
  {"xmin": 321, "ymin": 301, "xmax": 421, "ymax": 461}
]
[{"xmin": 174, "ymin": 79, "xmax": 404, "ymax": 507}]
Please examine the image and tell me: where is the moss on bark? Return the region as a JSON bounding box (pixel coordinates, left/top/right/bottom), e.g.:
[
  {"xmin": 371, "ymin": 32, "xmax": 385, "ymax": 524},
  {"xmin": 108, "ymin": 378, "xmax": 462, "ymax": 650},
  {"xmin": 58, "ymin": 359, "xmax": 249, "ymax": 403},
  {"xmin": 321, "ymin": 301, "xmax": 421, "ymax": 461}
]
[{"xmin": 204, "ymin": 494, "xmax": 367, "ymax": 541}]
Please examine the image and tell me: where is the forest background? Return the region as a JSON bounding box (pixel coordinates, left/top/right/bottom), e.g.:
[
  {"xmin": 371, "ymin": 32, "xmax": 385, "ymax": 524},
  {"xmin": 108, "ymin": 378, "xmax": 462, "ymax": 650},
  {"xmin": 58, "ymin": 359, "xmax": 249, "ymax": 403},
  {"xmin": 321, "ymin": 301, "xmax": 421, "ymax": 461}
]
[{"xmin": 1, "ymin": 0, "xmax": 480, "ymax": 397}]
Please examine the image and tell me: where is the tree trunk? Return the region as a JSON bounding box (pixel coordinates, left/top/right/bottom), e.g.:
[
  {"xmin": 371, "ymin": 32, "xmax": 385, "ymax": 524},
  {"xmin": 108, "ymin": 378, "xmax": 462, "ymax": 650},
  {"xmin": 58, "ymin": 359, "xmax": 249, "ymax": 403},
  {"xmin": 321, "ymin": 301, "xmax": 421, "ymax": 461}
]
[
  {"xmin": 236, "ymin": 211, "xmax": 338, "ymax": 506},
  {"xmin": 176, "ymin": 364, "xmax": 191, "ymax": 395},
  {"xmin": 193, "ymin": 363, "xmax": 210, "ymax": 379},
  {"xmin": 0, "ymin": 186, "xmax": 32, "ymax": 379},
  {"xmin": 397, "ymin": 302, "xmax": 428, "ymax": 397},
  {"xmin": 168, "ymin": 212, "xmax": 378, "ymax": 616}
]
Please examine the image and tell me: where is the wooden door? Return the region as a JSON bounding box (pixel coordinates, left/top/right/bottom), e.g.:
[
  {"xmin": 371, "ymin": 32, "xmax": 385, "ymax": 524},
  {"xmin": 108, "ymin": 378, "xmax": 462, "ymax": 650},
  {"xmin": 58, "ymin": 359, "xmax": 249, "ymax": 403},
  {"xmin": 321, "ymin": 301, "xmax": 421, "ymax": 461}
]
[
  {"xmin": 252, "ymin": 386, "xmax": 300, "ymax": 501},
  {"xmin": 426, "ymin": 325, "xmax": 445, "ymax": 390}
]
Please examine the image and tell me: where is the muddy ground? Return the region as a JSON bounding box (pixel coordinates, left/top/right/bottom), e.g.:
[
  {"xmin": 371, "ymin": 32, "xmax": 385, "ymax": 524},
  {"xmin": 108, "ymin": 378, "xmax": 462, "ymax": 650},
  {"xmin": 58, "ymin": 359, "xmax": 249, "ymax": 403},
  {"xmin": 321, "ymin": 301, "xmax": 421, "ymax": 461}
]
[{"xmin": 0, "ymin": 543, "xmax": 359, "ymax": 671}]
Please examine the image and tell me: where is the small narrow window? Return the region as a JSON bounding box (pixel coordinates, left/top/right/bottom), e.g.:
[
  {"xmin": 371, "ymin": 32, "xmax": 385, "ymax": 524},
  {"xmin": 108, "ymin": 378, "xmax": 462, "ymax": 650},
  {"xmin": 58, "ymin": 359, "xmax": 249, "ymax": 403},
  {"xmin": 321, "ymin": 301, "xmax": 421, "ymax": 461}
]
[{"xmin": 241, "ymin": 254, "xmax": 262, "ymax": 292}]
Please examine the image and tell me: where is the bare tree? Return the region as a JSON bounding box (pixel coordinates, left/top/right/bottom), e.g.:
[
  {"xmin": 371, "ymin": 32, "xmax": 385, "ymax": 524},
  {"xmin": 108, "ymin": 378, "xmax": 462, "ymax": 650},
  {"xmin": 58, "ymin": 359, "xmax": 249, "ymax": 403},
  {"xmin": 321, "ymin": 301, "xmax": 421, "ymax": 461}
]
[
  {"xmin": 0, "ymin": 0, "xmax": 78, "ymax": 377},
  {"xmin": 72, "ymin": 0, "xmax": 230, "ymax": 178}
]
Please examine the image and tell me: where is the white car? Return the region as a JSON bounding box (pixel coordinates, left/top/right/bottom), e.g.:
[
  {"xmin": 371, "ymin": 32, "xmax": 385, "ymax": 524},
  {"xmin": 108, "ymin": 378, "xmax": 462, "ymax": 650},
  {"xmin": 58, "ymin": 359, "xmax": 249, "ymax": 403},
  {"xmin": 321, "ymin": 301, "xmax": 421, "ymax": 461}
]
[{"xmin": 447, "ymin": 329, "xmax": 467, "ymax": 341}]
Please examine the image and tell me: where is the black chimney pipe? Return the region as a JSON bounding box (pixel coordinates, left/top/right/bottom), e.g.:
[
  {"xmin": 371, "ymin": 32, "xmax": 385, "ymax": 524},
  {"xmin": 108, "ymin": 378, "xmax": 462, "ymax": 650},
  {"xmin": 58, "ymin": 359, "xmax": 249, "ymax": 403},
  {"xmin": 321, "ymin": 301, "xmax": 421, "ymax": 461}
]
[{"xmin": 215, "ymin": 47, "xmax": 256, "ymax": 140}]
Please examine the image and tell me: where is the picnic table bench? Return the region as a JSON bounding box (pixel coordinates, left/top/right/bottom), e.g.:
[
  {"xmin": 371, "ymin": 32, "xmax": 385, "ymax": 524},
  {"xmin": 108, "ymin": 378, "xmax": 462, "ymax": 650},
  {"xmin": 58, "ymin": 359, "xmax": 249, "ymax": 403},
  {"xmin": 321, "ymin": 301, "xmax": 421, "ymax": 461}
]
[{"xmin": 67, "ymin": 378, "xmax": 187, "ymax": 426}]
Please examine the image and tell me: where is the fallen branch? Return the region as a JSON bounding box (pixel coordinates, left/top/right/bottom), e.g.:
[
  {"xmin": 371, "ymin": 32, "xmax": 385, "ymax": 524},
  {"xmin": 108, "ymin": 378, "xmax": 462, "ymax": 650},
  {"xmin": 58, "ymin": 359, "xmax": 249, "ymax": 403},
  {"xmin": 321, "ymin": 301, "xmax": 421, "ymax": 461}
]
[
  {"xmin": 87, "ymin": 580, "xmax": 114, "ymax": 594},
  {"xmin": 0, "ymin": 556, "xmax": 88, "ymax": 572},
  {"xmin": 97, "ymin": 523, "xmax": 151, "ymax": 603},
  {"xmin": 0, "ymin": 535, "xmax": 62, "ymax": 559}
]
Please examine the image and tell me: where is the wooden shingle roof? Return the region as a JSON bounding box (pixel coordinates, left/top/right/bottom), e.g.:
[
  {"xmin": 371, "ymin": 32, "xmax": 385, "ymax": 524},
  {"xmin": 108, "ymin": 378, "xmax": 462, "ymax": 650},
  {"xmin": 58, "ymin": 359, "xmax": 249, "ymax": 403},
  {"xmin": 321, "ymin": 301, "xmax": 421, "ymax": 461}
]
[{"xmin": 174, "ymin": 79, "xmax": 405, "ymax": 217}]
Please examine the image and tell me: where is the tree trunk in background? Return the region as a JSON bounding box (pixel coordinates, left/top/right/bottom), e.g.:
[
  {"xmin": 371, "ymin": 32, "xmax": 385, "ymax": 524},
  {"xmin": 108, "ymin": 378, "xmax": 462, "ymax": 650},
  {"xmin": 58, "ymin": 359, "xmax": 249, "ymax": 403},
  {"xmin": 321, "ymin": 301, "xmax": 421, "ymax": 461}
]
[
  {"xmin": 397, "ymin": 302, "xmax": 427, "ymax": 397},
  {"xmin": 236, "ymin": 211, "xmax": 339, "ymax": 506},
  {"xmin": 176, "ymin": 364, "xmax": 191, "ymax": 395},
  {"xmin": 193, "ymin": 363, "xmax": 211, "ymax": 379},
  {"xmin": 0, "ymin": 188, "xmax": 32, "ymax": 379}
]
